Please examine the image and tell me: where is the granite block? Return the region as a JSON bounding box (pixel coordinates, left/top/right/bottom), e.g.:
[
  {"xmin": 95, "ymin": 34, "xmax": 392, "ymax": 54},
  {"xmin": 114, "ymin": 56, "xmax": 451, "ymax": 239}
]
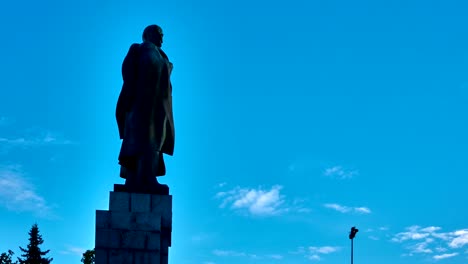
[
  {"xmin": 135, "ymin": 212, "xmax": 162, "ymax": 231},
  {"xmin": 96, "ymin": 228, "xmax": 121, "ymax": 249},
  {"xmin": 161, "ymin": 237, "xmax": 169, "ymax": 255},
  {"xmin": 96, "ymin": 210, "xmax": 110, "ymax": 229},
  {"xmin": 109, "ymin": 249, "xmax": 133, "ymax": 264},
  {"xmin": 110, "ymin": 211, "xmax": 161, "ymax": 231},
  {"xmin": 110, "ymin": 211, "xmax": 133, "ymax": 230},
  {"xmin": 120, "ymin": 231, "xmax": 147, "ymax": 249},
  {"xmin": 147, "ymin": 232, "xmax": 161, "ymax": 251},
  {"xmin": 161, "ymin": 253, "xmax": 168, "ymax": 264},
  {"xmin": 134, "ymin": 251, "xmax": 161, "ymax": 264},
  {"xmin": 95, "ymin": 249, "xmax": 108, "ymax": 264},
  {"xmin": 131, "ymin": 193, "xmax": 151, "ymax": 212},
  {"xmin": 151, "ymin": 195, "xmax": 172, "ymax": 228},
  {"xmin": 109, "ymin": 192, "xmax": 130, "ymax": 212}
]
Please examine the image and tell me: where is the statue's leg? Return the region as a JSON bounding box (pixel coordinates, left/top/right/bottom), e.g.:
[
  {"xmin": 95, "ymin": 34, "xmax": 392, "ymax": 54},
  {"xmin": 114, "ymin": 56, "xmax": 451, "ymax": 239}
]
[
  {"xmin": 123, "ymin": 166, "xmax": 140, "ymax": 192},
  {"xmin": 136, "ymin": 147, "xmax": 169, "ymax": 194}
]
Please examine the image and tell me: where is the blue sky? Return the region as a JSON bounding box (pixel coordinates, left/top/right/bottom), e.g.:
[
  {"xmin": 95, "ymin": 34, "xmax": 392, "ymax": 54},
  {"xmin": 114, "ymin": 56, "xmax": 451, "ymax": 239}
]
[{"xmin": 0, "ymin": 0, "xmax": 467, "ymax": 263}]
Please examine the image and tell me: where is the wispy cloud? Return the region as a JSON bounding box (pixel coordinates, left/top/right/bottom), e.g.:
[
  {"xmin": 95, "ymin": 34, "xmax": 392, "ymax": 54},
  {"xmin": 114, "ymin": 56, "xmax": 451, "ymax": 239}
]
[
  {"xmin": 0, "ymin": 130, "xmax": 74, "ymax": 155},
  {"xmin": 212, "ymin": 250, "xmax": 282, "ymax": 260},
  {"xmin": 216, "ymin": 185, "xmax": 300, "ymax": 216},
  {"xmin": 59, "ymin": 245, "xmax": 87, "ymax": 256},
  {"xmin": 217, "ymin": 182, "xmax": 227, "ymax": 188},
  {"xmin": 309, "ymin": 246, "xmax": 340, "ymax": 254},
  {"xmin": 323, "ymin": 203, "xmax": 371, "ymax": 214},
  {"xmin": 267, "ymin": 254, "xmax": 283, "ymax": 260},
  {"xmin": 409, "ymin": 238, "xmax": 434, "ymax": 254},
  {"xmin": 324, "ymin": 203, "xmax": 350, "ymax": 213},
  {"xmin": 213, "ymin": 250, "xmax": 246, "ymax": 257},
  {"xmin": 323, "ymin": 166, "xmax": 358, "ymax": 179},
  {"xmin": 0, "ymin": 132, "xmax": 73, "ymax": 147},
  {"xmin": 392, "ymin": 225, "xmax": 431, "ymax": 242},
  {"xmin": 433, "ymin": 252, "xmax": 458, "ymax": 260},
  {"xmin": 0, "ymin": 165, "xmax": 55, "ymax": 218},
  {"xmin": 292, "ymin": 246, "xmax": 340, "ymax": 261},
  {"xmin": 392, "ymin": 226, "xmax": 468, "ymax": 259},
  {"xmin": 355, "ymin": 207, "xmax": 371, "ymax": 214},
  {"xmin": 449, "ymin": 229, "xmax": 468, "ymax": 248}
]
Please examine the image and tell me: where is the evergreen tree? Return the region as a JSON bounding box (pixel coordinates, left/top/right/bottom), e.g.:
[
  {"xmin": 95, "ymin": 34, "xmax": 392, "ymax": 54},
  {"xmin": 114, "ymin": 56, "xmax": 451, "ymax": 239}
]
[
  {"xmin": 80, "ymin": 249, "xmax": 95, "ymax": 264},
  {"xmin": 17, "ymin": 224, "xmax": 53, "ymax": 264},
  {"xmin": 0, "ymin": 250, "xmax": 17, "ymax": 264}
]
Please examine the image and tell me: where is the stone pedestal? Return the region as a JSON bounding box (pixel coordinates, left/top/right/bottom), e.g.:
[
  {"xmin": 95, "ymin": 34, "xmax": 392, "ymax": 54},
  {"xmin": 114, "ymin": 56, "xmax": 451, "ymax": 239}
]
[{"xmin": 95, "ymin": 188, "xmax": 172, "ymax": 264}]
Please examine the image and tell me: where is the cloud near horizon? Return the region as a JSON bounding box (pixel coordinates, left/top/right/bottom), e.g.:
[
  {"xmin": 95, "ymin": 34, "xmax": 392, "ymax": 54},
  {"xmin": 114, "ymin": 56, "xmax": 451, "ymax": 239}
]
[
  {"xmin": 0, "ymin": 165, "xmax": 55, "ymax": 218},
  {"xmin": 59, "ymin": 245, "xmax": 88, "ymax": 256},
  {"xmin": 212, "ymin": 249, "xmax": 283, "ymax": 260},
  {"xmin": 0, "ymin": 123, "xmax": 75, "ymax": 154},
  {"xmin": 392, "ymin": 225, "xmax": 468, "ymax": 259},
  {"xmin": 433, "ymin": 252, "xmax": 459, "ymax": 260},
  {"xmin": 289, "ymin": 246, "xmax": 341, "ymax": 261},
  {"xmin": 0, "ymin": 132, "xmax": 74, "ymax": 148}
]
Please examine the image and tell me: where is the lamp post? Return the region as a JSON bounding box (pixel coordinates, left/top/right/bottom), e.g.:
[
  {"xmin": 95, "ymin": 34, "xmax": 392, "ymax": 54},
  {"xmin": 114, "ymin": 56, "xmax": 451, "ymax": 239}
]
[{"xmin": 349, "ymin": 226, "xmax": 359, "ymax": 264}]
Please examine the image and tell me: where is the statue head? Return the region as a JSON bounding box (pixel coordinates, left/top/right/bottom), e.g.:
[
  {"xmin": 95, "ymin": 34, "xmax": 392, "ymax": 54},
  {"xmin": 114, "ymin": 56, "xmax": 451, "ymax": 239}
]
[{"xmin": 142, "ymin": 25, "xmax": 164, "ymax": 48}]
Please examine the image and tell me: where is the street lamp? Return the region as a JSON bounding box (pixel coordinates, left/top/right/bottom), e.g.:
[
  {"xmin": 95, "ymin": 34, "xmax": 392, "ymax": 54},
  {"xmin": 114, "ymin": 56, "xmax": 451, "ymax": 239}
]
[{"xmin": 349, "ymin": 226, "xmax": 359, "ymax": 264}]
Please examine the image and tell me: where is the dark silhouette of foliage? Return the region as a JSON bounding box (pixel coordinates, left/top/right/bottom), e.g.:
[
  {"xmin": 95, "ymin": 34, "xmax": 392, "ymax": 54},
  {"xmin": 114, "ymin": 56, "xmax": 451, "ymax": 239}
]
[
  {"xmin": 81, "ymin": 249, "xmax": 95, "ymax": 264},
  {"xmin": 17, "ymin": 224, "xmax": 53, "ymax": 264},
  {"xmin": 0, "ymin": 250, "xmax": 17, "ymax": 264}
]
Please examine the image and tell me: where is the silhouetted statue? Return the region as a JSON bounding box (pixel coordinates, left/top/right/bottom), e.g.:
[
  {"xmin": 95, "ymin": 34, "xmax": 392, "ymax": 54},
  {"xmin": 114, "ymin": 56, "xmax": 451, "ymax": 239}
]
[{"xmin": 116, "ymin": 25, "xmax": 175, "ymax": 194}]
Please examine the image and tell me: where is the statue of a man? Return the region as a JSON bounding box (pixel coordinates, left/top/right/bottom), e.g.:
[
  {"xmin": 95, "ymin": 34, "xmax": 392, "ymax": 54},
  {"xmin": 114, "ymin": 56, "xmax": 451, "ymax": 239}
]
[{"xmin": 115, "ymin": 25, "xmax": 175, "ymax": 194}]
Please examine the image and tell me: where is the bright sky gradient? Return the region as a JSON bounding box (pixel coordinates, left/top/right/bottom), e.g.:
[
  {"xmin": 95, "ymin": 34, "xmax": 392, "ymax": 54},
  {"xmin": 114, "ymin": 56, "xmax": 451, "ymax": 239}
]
[{"xmin": 1, "ymin": 0, "xmax": 467, "ymax": 263}]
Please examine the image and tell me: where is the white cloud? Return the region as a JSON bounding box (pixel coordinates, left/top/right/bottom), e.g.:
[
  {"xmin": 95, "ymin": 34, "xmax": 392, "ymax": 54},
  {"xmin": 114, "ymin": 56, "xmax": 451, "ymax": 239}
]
[
  {"xmin": 435, "ymin": 247, "xmax": 447, "ymax": 252},
  {"xmin": 289, "ymin": 247, "xmax": 306, "ymax": 255},
  {"xmin": 212, "ymin": 250, "xmax": 282, "ymax": 260},
  {"xmin": 432, "ymin": 232, "xmax": 452, "ymax": 241},
  {"xmin": 302, "ymin": 246, "xmax": 340, "ymax": 261},
  {"xmin": 355, "ymin": 207, "xmax": 371, "ymax": 214},
  {"xmin": 391, "ymin": 226, "xmax": 430, "ymax": 242},
  {"xmin": 59, "ymin": 245, "xmax": 87, "ymax": 256},
  {"xmin": 410, "ymin": 239, "xmax": 434, "ymax": 254},
  {"xmin": 324, "ymin": 203, "xmax": 350, "ymax": 213},
  {"xmin": 323, "ymin": 166, "xmax": 358, "ymax": 179},
  {"xmin": 368, "ymin": 236, "xmax": 380, "ymax": 241},
  {"xmin": 267, "ymin": 254, "xmax": 283, "ymax": 260},
  {"xmin": 309, "ymin": 246, "xmax": 340, "ymax": 254},
  {"xmin": 216, "ymin": 185, "xmax": 287, "ymax": 216},
  {"xmin": 0, "ymin": 165, "xmax": 55, "ymax": 218},
  {"xmin": 449, "ymin": 229, "xmax": 468, "ymax": 248},
  {"xmin": 433, "ymin": 253, "xmax": 458, "ymax": 260},
  {"xmin": 392, "ymin": 226, "xmax": 468, "ymax": 259},
  {"xmin": 0, "ymin": 131, "xmax": 74, "ymax": 154},
  {"xmin": 212, "ymin": 250, "xmax": 246, "ymax": 257},
  {"xmin": 323, "ymin": 203, "xmax": 371, "ymax": 214},
  {"xmin": 421, "ymin": 226, "xmax": 442, "ymax": 233}
]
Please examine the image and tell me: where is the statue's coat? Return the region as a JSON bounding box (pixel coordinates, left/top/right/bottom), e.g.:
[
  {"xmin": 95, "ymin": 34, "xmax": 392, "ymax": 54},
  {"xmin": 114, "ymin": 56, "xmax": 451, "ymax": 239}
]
[{"xmin": 116, "ymin": 42, "xmax": 175, "ymax": 176}]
